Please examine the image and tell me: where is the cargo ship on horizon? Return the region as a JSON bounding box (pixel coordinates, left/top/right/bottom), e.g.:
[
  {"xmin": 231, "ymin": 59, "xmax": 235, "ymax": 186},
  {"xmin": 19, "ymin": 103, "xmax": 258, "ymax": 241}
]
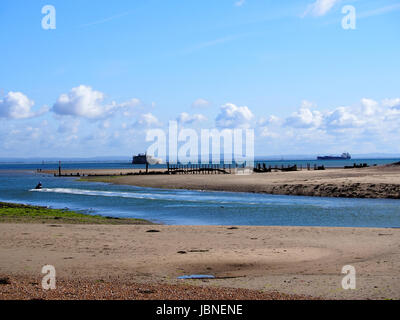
[{"xmin": 317, "ymin": 152, "xmax": 351, "ymax": 160}]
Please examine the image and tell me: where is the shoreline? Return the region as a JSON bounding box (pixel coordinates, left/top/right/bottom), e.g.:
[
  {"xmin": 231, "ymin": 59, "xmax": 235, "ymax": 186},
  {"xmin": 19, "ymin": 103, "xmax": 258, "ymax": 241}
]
[
  {"xmin": 43, "ymin": 164, "xmax": 400, "ymax": 199},
  {"xmin": 85, "ymin": 177, "xmax": 400, "ymax": 199}
]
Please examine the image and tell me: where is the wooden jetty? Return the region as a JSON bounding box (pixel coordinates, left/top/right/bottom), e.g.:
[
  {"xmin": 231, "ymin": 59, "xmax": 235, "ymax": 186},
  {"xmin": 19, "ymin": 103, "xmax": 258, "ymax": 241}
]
[
  {"xmin": 344, "ymin": 163, "xmax": 369, "ymax": 169},
  {"xmin": 253, "ymin": 163, "xmax": 328, "ymax": 172},
  {"xmin": 49, "ymin": 161, "xmax": 233, "ymax": 177},
  {"xmin": 166, "ymin": 163, "xmax": 231, "ymax": 175},
  {"xmin": 253, "ymin": 163, "xmax": 298, "ymax": 173},
  {"xmin": 49, "ymin": 160, "xmax": 382, "ymax": 178}
]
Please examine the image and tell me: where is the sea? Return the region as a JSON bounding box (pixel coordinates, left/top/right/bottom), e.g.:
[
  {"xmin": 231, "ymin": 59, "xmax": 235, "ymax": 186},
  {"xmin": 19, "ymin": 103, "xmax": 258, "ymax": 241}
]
[{"xmin": 0, "ymin": 159, "xmax": 399, "ymax": 227}]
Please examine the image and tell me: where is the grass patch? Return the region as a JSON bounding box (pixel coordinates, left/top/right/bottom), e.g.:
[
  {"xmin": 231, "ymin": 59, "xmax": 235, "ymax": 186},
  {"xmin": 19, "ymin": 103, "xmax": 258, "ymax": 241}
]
[{"xmin": 0, "ymin": 202, "xmax": 152, "ymax": 225}]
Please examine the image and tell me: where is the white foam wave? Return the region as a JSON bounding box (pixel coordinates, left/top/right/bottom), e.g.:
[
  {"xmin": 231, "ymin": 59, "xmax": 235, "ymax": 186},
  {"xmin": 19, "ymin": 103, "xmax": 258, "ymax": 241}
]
[
  {"xmin": 29, "ymin": 187, "xmax": 250, "ymax": 204},
  {"xmin": 30, "ymin": 188, "xmax": 161, "ymax": 200}
]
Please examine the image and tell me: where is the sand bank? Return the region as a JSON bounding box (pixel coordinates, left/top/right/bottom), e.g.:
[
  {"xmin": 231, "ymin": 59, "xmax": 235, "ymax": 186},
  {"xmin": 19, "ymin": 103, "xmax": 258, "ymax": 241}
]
[
  {"xmin": 1, "ymin": 223, "xmax": 399, "ymax": 300},
  {"xmin": 44, "ymin": 164, "xmax": 400, "ymax": 199}
]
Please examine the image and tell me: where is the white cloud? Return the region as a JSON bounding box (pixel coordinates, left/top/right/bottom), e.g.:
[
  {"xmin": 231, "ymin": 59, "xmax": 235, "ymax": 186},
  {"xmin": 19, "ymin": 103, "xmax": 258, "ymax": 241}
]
[
  {"xmin": 52, "ymin": 85, "xmax": 115, "ymax": 119},
  {"xmin": 192, "ymin": 98, "xmax": 210, "ymax": 108},
  {"xmin": 119, "ymin": 98, "xmax": 141, "ymax": 109},
  {"xmin": 235, "ymin": 0, "xmax": 246, "ymax": 7},
  {"xmin": 0, "ymin": 91, "xmax": 47, "ymax": 119},
  {"xmin": 101, "ymin": 120, "xmax": 111, "ymax": 129},
  {"xmin": 260, "ymin": 126, "xmax": 278, "ymax": 138},
  {"xmin": 177, "ymin": 112, "xmax": 207, "ymax": 124},
  {"xmin": 300, "ymin": 100, "xmax": 316, "ymax": 109},
  {"xmin": 216, "ymin": 103, "xmax": 254, "ymax": 128},
  {"xmin": 325, "ymin": 106, "xmax": 363, "ymax": 129},
  {"xmin": 284, "ymin": 100, "xmax": 372, "ymax": 130},
  {"xmin": 361, "ymin": 98, "xmax": 380, "ymax": 116},
  {"xmin": 258, "ymin": 115, "xmax": 281, "ymax": 126},
  {"xmin": 384, "ymin": 98, "xmax": 400, "ymax": 120},
  {"xmin": 303, "ymin": 0, "xmax": 340, "ymax": 17},
  {"xmin": 268, "ymin": 115, "xmax": 281, "ymax": 124},
  {"xmin": 285, "ymin": 102, "xmax": 323, "ymax": 128},
  {"xmin": 26, "ymin": 126, "xmax": 41, "ymax": 139},
  {"xmin": 382, "ymin": 98, "xmax": 400, "ymax": 109},
  {"xmin": 255, "ymin": 97, "xmax": 400, "ymax": 154},
  {"xmin": 52, "ymin": 85, "xmax": 144, "ymax": 120},
  {"xmin": 134, "ymin": 113, "xmax": 161, "ymax": 127},
  {"xmin": 358, "ymin": 3, "xmax": 400, "ymax": 19},
  {"xmin": 58, "ymin": 119, "xmax": 80, "ymax": 134},
  {"xmin": 119, "ymin": 98, "xmax": 145, "ymax": 117}
]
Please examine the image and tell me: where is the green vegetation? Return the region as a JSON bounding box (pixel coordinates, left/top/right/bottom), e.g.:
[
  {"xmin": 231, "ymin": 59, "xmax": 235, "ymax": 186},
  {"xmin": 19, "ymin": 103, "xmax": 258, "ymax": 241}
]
[{"xmin": 0, "ymin": 202, "xmax": 152, "ymax": 225}]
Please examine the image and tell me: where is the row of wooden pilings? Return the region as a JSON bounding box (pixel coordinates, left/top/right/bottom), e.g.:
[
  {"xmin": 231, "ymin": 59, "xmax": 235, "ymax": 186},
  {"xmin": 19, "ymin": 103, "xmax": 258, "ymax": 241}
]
[
  {"xmin": 166, "ymin": 163, "xmax": 245, "ymax": 174},
  {"xmin": 254, "ymin": 163, "xmax": 325, "ymax": 172}
]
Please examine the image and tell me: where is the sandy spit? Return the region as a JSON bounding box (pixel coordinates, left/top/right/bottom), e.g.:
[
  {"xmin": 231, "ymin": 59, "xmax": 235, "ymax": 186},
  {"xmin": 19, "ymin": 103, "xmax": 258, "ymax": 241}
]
[{"xmin": 46, "ymin": 165, "xmax": 400, "ymax": 199}]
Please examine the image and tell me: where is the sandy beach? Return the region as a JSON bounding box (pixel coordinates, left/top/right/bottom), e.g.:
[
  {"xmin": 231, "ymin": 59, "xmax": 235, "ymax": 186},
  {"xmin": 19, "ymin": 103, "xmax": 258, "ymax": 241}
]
[
  {"xmin": 44, "ymin": 163, "xmax": 400, "ymax": 199},
  {"xmin": 1, "ymin": 223, "xmax": 400, "ymax": 300},
  {"xmin": 2, "ymin": 163, "xmax": 399, "ymax": 300}
]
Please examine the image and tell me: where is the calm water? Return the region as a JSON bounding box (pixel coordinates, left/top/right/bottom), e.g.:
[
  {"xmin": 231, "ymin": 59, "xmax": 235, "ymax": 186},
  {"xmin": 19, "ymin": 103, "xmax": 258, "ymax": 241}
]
[
  {"xmin": 0, "ymin": 165, "xmax": 399, "ymax": 227},
  {"xmin": 0, "ymin": 158, "xmax": 398, "ymax": 171}
]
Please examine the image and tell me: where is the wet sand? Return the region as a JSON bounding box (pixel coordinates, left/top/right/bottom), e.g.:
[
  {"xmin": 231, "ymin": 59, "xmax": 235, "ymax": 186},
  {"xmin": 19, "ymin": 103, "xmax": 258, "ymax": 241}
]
[
  {"xmin": 46, "ymin": 164, "xmax": 400, "ymax": 199},
  {"xmin": 1, "ymin": 223, "xmax": 400, "ymax": 300}
]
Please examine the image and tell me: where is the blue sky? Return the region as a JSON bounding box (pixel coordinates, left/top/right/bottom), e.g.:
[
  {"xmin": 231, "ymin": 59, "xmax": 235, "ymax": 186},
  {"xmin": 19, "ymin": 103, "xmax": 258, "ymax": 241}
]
[{"xmin": 0, "ymin": 0, "xmax": 399, "ymax": 158}]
